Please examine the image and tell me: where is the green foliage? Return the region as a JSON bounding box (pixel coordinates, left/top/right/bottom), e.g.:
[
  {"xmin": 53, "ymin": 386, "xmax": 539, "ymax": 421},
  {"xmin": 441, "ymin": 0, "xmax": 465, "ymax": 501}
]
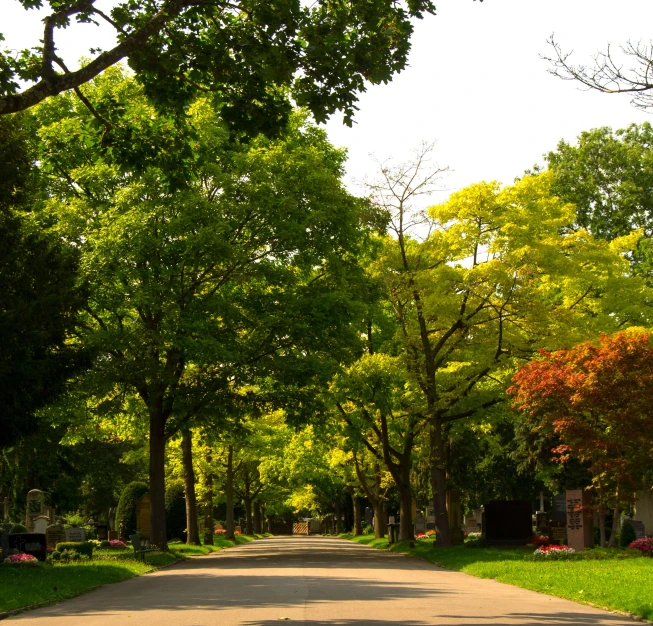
[
  {"xmin": 115, "ymin": 482, "xmax": 149, "ymax": 538},
  {"xmin": 1, "ymin": 0, "xmax": 437, "ymax": 131},
  {"xmin": 9, "ymin": 524, "xmax": 27, "ymax": 534},
  {"xmin": 363, "ymin": 524, "xmax": 374, "ymax": 535},
  {"xmin": 545, "ymin": 123, "xmax": 653, "ymax": 242},
  {"xmin": 165, "ymin": 480, "xmax": 186, "ymax": 542},
  {"xmin": 0, "ymin": 114, "xmax": 87, "ymax": 449},
  {"xmin": 55, "ymin": 542, "xmax": 94, "ymax": 558},
  {"xmin": 620, "ymin": 521, "xmax": 637, "ymax": 548}
]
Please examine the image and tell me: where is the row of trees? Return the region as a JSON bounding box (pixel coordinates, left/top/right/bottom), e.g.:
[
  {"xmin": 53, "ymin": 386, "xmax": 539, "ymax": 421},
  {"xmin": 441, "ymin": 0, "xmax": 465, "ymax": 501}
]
[{"xmin": 2, "ymin": 55, "xmax": 653, "ymax": 546}]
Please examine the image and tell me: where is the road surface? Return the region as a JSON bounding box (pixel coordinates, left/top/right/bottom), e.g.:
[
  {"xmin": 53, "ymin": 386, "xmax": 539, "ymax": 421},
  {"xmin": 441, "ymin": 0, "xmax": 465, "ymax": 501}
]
[{"xmin": 10, "ymin": 537, "xmax": 635, "ymax": 625}]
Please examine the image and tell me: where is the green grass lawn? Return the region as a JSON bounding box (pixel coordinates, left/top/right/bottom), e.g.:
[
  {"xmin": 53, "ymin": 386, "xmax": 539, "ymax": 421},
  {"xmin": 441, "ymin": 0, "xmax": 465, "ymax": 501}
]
[
  {"xmin": 0, "ymin": 534, "xmax": 260, "ymax": 614},
  {"xmin": 340, "ymin": 534, "xmax": 653, "ymax": 621}
]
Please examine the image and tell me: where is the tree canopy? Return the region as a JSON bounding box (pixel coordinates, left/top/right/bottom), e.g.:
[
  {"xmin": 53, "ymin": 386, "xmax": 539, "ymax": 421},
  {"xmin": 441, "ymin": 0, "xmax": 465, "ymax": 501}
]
[{"xmin": 0, "ymin": 0, "xmax": 438, "ymax": 129}]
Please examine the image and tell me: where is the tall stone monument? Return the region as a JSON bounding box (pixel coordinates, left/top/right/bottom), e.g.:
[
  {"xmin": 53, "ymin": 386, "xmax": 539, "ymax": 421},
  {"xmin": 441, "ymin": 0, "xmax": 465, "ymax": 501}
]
[
  {"xmin": 136, "ymin": 494, "xmax": 151, "ymax": 541},
  {"xmin": 447, "ymin": 490, "xmax": 465, "ymax": 545},
  {"xmin": 25, "ymin": 490, "xmax": 45, "ymax": 532},
  {"xmin": 566, "ymin": 489, "xmax": 593, "ymax": 551}
]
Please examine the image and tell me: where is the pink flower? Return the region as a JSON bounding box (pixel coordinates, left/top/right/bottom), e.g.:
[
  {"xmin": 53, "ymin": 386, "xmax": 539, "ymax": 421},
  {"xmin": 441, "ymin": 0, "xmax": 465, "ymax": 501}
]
[
  {"xmin": 5, "ymin": 553, "xmax": 37, "ymax": 563},
  {"xmin": 109, "ymin": 540, "xmax": 127, "ymax": 548},
  {"xmin": 629, "ymin": 538, "xmax": 653, "ymax": 554}
]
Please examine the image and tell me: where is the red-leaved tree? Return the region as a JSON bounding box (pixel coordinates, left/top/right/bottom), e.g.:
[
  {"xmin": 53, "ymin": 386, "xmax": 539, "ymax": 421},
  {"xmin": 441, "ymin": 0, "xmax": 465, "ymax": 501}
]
[{"xmin": 509, "ymin": 330, "xmax": 653, "ymax": 547}]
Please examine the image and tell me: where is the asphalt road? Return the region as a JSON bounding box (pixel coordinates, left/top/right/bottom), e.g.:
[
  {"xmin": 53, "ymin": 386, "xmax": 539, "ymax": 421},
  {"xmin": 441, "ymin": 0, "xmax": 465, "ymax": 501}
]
[{"xmin": 10, "ymin": 537, "xmax": 635, "ymax": 625}]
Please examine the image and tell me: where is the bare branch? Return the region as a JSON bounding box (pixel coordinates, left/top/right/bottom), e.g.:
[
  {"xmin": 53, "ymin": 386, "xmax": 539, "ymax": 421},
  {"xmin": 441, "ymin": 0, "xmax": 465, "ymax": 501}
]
[{"xmin": 545, "ymin": 35, "xmax": 653, "ymax": 111}]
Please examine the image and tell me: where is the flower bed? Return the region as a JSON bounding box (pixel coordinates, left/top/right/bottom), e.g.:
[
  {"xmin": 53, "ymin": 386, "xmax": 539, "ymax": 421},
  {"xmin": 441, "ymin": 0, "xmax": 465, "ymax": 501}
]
[
  {"xmin": 4, "ymin": 553, "xmax": 37, "ymax": 564},
  {"xmin": 529, "ymin": 535, "xmax": 550, "ymax": 547},
  {"xmin": 629, "ymin": 538, "xmax": 653, "ymax": 556},
  {"xmin": 533, "ymin": 544, "xmax": 575, "ymax": 560},
  {"xmin": 109, "ymin": 539, "xmax": 127, "ymax": 549}
]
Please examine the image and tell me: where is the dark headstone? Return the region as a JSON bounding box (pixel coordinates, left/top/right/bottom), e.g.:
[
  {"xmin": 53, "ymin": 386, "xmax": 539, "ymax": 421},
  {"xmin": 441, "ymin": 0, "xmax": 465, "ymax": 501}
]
[
  {"xmin": 551, "ymin": 494, "xmax": 567, "ymax": 523},
  {"xmin": 8, "ymin": 533, "xmax": 47, "ymax": 561},
  {"xmin": 484, "ymin": 500, "xmax": 532, "ymax": 546},
  {"xmin": 549, "ymin": 521, "xmax": 566, "ymax": 544},
  {"xmin": 46, "ymin": 523, "xmax": 65, "ymax": 549},
  {"xmin": 631, "ymin": 520, "xmax": 646, "ymax": 539},
  {"xmin": 535, "ymin": 512, "xmax": 549, "ymax": 536},
  {"xmin": 96, "ymin": 525, "xmax": 108, "ymax": 541}
]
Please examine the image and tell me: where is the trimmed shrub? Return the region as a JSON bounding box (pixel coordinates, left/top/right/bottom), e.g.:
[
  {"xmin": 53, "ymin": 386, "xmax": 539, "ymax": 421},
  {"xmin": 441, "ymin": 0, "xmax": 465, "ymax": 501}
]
[
  {"xmin": 55, "ymin": 541, "xmax": 94, "ymax": 557},
  {"xmin": 100, "ymin": 540, "xmax": 111, "ymax": 548},
  {"xmin": 165, "ymin": 480, "xmax": 186, "ymax": 542},
  {"xmin": 465, "ymin": 532, "xmax": 486, "ymax": 548},
  {"xmin": 9, "ymin": 524, "xmax": 28, "ymax": 534},
  {"xmin": 620, "ymin": 520, "xmax": 637, "ymax": 548},
  {"xmin": 116, "ymin": 481, "xmax": 149, "ymax": 538}
]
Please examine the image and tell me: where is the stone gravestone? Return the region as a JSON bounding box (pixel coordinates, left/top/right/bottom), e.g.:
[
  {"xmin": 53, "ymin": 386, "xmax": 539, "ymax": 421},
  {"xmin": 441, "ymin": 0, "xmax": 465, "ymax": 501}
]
[
  {"xmin": 485, "ymin": 500, "xmax": 532, "ymax": 546},
  {"xmin": 447, "ymin": 490, "xmax": 465, "ymax": 545},
  {"xmin": 634, "ymin": 491, "xmax": 653, "ymax": 535},
  {"xmin": 65, "ymin": 527, "xmax": 87, "ymax": 542},
  {"xmin": 33, "ymin": 516, "xmax": 49, "ymax": 534},
  {"xmin": 631, "ymin": 520, "xmax": 646, "ymax": 539},
  {"xmin": 96, "ymin": 525, "xmax": 108, "ymax": 541},
  {"xmin": 136, "ymin": 494, "xmax": 151, "ymax": 541},
  {"xmin": 535, "ymin": 512, "xmax": 549, "ymax": 536},
  {"xmin": 46, "ymin": 523, "xmax": 65, "ymax": 549},
  {"xmin": 464, "ymin": 516, "xmax": 480, "ymax": 534},
  {"xmin": 549, "ymin": 522, "xmax": 566, "ymax": 544},
  {"xmin": 414, "ymin": 511, "xmax": 426, "ymax": 535},
  {"xmin": 566, "ymin": 489, "xmax": 593, "ymax": 552},
  {"xmin": 25, "ymin": 489, "xmax": 45, "ymax": 532},
  {"xmin": 551, "ymin": 494, "xmax": 567, "ymax": 522},
  {"xmin": 108, "ymin": 530, "xmax": 119, "ymax": 541},
  {"xmin": 8, "ymin": 533, "xmax": 47, "ymax": 561}
]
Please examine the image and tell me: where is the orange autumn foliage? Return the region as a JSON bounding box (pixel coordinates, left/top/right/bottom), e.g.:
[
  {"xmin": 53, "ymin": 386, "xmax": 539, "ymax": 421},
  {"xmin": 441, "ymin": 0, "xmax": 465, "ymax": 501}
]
[{"xmin": 508, "ymin": 330, "xmax": 653, "ymax": 492}]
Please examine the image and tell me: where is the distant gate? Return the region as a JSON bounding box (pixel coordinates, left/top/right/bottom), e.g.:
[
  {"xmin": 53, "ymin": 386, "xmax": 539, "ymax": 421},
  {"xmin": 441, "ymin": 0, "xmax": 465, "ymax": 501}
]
[{"xmin": 293, "ymin": 522, "xmax": 309, "ymax": 535}]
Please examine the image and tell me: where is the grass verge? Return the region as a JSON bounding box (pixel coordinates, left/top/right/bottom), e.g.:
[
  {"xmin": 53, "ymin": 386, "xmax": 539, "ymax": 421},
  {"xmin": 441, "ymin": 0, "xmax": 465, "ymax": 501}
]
[
  {"xmin": 340, "ymin": 533, "xmax": 653, "ymax": 621},
  {"xmin": 0, "ymin": 534, "xmax": 261, "ymax": 614}
]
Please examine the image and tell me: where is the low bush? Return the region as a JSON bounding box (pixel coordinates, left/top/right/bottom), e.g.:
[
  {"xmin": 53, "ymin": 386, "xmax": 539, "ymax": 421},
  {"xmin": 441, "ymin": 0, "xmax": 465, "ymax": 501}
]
[
  {"xmin": 533, "ymin": 545, "xmax": 575, "ymax": 560},
  {"xmin": 55, "ymin": 542, "xmax": 94, "ymax": 558},
  {"xmin": 464, "ymin": 532, "xmax": 486, "ymax": 548},
  {"xmin": 50, "ymin": 549, "xmax": 90, "ymax": 562},
  {"xmin": 363, "ymin": 524, "xmax": 374, "ymax": 535},
  {"xmin": 100, "ymin": 540, "xmax": 111, "ymax": 548},
  {"xmin": 620, "ymin": 521, "xmax": 637, "ymax": 548},
  {"xmin": 629, "ymin": 538, "xmax": 653, "ymax": 556},
  {"xmin": 9, "ymin": 524, "xmax": 28, "ymax": 534}
]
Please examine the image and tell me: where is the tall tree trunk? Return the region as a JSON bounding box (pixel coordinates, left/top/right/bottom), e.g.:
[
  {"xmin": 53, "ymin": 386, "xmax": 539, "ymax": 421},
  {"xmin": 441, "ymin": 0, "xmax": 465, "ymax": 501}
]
[
  {"xmin": 608, "ymin": 505, "xmax": 620, "ymax": 547},
  {"xmin": 373, "ymin": 500, "xmax": 387, "ymax": 539},
  {"xmin": 254, "ymin": 501, "xmax": 262, "ymax": 534},
  {"xmin": 598, "ymin": 484, "xmax": 606, "ymax": 548},
  {"xmin": 245, "ymin": 497, "xmax": 253, "ymax": 535},
  {"xmin": 348, "ymin": 487, "xmax": 363, "ymax": 536},
  {"xmin": 394, "ymin": 460, "xmax": 414, "ymax": 541},
  {"xmin": 430, "ymin": 417, "xmax": 451, "ymax": 547},
  {"xmin": 149, "ymin": 412, "xmax": 168, "ymax": 549},
  {"xmin": 225, "ymin": 445, "xmax": 235, "ymax": 540},
  {"xmin": 181, "ymin": 429, "xmax": 200, "ymax": 545},
  {"xmin": 203, "ymin": 453, "xmax": 214, "ymax": 545},
  {"xmin": 398, "ymin": 470, "xmax": 414, "ymax": 541},
  {"xmin": 353, "ymin": 454, "xmax": 386, "ymax": 538}
]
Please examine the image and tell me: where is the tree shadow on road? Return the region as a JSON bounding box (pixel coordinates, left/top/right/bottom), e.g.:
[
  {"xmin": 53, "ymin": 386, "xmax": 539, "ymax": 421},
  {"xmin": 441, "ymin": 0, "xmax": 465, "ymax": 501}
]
[{"xmin": 241, "ymin": 614, "xmax": 632, "ymax": 626}]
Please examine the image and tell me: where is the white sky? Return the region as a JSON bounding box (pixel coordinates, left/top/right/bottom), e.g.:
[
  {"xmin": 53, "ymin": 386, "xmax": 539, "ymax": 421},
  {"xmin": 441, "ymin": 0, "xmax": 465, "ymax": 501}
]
[{"xmin": 4, "ymin": 0, "xmax": 653, "ymax": 204}]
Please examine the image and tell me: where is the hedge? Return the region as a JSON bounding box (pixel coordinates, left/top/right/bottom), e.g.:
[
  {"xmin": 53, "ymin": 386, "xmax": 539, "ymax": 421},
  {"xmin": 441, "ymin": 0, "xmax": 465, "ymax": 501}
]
[
  {"xmin": 55, "ymin": 541, "xmax": 94, "ymax": 557},
  {"xmin": 116, "ymin": 481, "xmax": 148, "ymax": 538}
]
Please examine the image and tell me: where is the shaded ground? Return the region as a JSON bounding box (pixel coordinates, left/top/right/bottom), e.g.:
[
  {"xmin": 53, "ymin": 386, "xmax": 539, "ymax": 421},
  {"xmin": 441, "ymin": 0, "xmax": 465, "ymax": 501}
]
[{"xmin": 9, "ymin": 537, "xmax": 638, "ymax": 625}]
